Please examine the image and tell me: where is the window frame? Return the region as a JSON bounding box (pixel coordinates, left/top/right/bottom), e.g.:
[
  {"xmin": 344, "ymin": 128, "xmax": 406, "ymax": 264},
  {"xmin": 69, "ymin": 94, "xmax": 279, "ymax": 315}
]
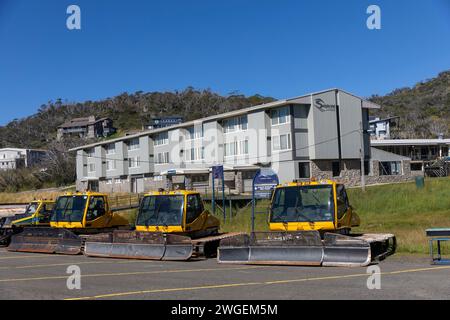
[
  {"xmin": 127, "ymin": 138, "xmax": 140, "ymax": 151},
  {"xmin": 272, "ymin": 134, "xmax": 292, "ymax": 152}
]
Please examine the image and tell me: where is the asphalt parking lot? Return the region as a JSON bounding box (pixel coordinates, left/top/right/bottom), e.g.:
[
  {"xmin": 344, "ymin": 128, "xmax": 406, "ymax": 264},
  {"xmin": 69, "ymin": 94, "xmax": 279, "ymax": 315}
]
[{"xmin": 0, "ymin": 247, "xmax": 449, "ymax": 300}]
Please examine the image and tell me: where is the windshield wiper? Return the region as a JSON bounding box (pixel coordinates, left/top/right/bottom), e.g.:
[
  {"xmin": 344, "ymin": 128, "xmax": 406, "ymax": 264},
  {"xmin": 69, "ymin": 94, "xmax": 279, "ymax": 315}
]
[
  {"xmin": 294, "ymin": 195, "xmax": 314, "ymax": 223},
  {"xmin": 294, "ymin": 207, "xmax": 315, "ymax": 223}
]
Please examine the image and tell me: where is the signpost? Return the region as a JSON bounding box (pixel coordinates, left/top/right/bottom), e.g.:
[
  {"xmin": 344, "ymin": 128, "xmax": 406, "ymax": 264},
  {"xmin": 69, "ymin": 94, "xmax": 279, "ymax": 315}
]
[
  {"xmin": 212, "ymin": 165, "xmax": 226, "ymax": 222},
  {"xmin": 251, "ymin": 168, "xmax": 279, "ymax": 233}
]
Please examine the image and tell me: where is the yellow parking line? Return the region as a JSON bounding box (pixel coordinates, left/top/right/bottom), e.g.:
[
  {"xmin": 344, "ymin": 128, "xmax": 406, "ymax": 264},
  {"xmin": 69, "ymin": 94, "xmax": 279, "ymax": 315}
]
[
  {"xmin": 66, "ymin": 265, "xmax": 450, "ymax": 300},
  {"xmin": 0, "ymin": 266, "xmax": 264, "ymax": 283},
  {"xmin": 0, "ymin": 255, "xmax": 67, "ymax": 260},
  {"xmin": 0, "ymin": 259, "xmax": 164, "ymax": 270}
]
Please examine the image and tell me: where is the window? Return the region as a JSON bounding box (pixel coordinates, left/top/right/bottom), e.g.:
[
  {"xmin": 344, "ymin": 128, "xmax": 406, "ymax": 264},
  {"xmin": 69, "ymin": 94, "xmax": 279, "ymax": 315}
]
[
  {"xmin": 298, "ymin": 162, "xmax": 311, "ymax": 179},
  {"xmin": 106, "ymin": 160, "xmax": 116, "ymax": 171},
  {"xmin": 154, "ymin": 132, "xmax": 169, "ymax": 146},
  {"xmin": 242, "ymin": 171, "xmax": 257, "ymax": 180},
  {"xmin": 86, "ymin": 196, "xmax": 106, "ymax": 221},
  {"xmin": 271, "ymin": 106, "xmax": 290, "ymax": 126},
  {"xmin": 332, "ymin": 161, "xmax": 341, "ymax": 177},
  {"xmin": 127, "ymin": 138, "xmax": 140, "ymax": 151},
  {"xmin": 240, "ymin": 140, "xmax": 249, "ymax": 155},
  {"xmin": 191, "ymin": 174, "xmax": 209, "ymax": 183},
  {"xmin": 186, "ymin": 126, "xmax": 203, "ymax": 140},
  {"xmin": 105, "ymin": 144, "xmax": 116, "ymax": 155},
  {"xmin": 336, "ymin": 184, "xmax": 349, "ymax": 219},
  {"xmin": 156, "ymin": 152, "xmax": 170, "ymax": 164},
  {"xmin": 223, "ymin": 116, "xmax": 248, "ymax": 133},
  {"xmin": 38, "ymin": 203, "xmax": 54, "ymax": 223},
  {"xmin": 128, "ymin": 156, "xmax": 140, "ymax": 168},
  {"xmin": 185, "ymin": 147, "xmax": 205, "ymax": 161},
  {"xmin": 380, "ymin": 161, "xmax": 401, "ymax": 176},
  {"xmin": 272, "ymin": 134, "xmax": 291, "ymax": 151},
  {"xmin": 224, "ymin": 140, "xmax": 249, "ymax": 157},
  {"xmin": 271, "ymin": 185, "xmax": 334, "ymax": 223},
  {"xmin": 105, "ymin": 179, "xmax": 113, "ymax": 185},
  {"xmin": 86, "ymin": 149, "xmax": 95, "ymax": 158},
  {"xmin": 115, "ymin": 178, "xmax": 122, "ymax": 184},
  {"xmin": 186, "ymin": 194, "xmax": 204, "ymax": 224},
  {"xmin": 88, "ymin": 163, "xmax": 96, "ymax": 172}
]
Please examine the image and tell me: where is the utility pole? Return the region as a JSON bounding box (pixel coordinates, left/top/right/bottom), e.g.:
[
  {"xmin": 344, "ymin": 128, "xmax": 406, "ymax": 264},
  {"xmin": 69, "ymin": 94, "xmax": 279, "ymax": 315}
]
[{"xmin": 360, "ymin": 121, "xmax": 366, "ymax": 192}]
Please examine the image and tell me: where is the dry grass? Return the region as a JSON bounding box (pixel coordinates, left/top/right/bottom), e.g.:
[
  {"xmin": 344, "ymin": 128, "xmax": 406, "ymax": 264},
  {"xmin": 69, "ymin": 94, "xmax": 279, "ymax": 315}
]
[{"xmin": 0, "ymin": 191, "xmax": 63, "ymax": 203}]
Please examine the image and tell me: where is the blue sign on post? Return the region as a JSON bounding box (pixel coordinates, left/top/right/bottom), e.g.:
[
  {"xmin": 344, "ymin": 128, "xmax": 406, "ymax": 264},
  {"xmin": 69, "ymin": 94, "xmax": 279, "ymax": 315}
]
[
  {"xmin": 252, "ymin": 168, "xmax": 279, "ymax": 232},
  {"xmin": 212, "ymin": 166, "xmax": 224, "ymax": 179}
]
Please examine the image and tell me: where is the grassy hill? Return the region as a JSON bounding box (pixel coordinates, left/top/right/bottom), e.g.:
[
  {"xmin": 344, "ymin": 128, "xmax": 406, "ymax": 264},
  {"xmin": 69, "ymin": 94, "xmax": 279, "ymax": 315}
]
[{"xmin": 0, "ymin": 88, "xmax": 275, "ymax": 149}]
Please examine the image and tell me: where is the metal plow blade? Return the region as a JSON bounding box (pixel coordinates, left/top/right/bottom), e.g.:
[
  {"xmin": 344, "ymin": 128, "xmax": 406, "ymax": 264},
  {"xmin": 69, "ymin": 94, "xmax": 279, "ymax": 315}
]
[
  {"xmin": 357, "ymin": 233, "xmax": 396, "ymax": 262},
  {"xmin": 322, "ymin": 233, "xmax": 371, "ymax": 267},
  {"xmin": 7, "ymin": 227, "xmax": 82, "ymax": 255},
  {"xmin": 218, "ymin": 231, "xmax": 324, "ymax": 266},
  {"xmin": 84, "ymin": 231, "xmax": 193, "ymax": 261}
]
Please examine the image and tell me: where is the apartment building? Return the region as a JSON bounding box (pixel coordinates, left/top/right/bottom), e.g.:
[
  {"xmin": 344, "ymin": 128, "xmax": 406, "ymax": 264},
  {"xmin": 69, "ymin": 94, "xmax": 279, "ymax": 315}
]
[
  {"xmin": 57, "ymin": 116, "xmax": 116, "ymax": 140},
  {"xmin": 0, "ymin": 148, "xmax": 48, "ymax": 171},
  {"xmin": 71, "ymin": 89, "xmax": 412, "ymax": 193}
]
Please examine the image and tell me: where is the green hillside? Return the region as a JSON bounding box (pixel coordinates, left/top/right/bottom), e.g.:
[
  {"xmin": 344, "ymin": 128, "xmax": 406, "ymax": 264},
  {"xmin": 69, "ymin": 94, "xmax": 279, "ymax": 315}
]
[
  {"xmin": 0, "ymin": 88, "xmax": 275, "ymax": 149},
  {"xmin": 369, "ymin": 70, "xmax": 450, "ymax": 139}
]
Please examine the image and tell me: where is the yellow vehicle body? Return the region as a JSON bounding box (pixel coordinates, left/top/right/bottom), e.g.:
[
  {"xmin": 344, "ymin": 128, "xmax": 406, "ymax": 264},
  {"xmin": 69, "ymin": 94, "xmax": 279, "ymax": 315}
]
[
  {"xmin": 0, "ymin": 200, "xmax": 55, "ymax": 246},
  {"xmin": 135, "ymin": 190, "xmax": 220, "ymax": 236},
  {"xmin": 8, "ymin": 192, "xmax": 130, "ymax": 255},
  {"xmin": 50, "ymin": 191, "xmax": 129, "ymax": 230},
  {"xmin": 218, "ymin": 179, "xmax": 396, "ymax": 267},
  {"xmin": 11, "ymin": 200, "xmax": 55, "ymax": 227},
  {"xmin": 269, "ymin": 180, "xmax": 360, "ymax": 234},
  {"xmin": 84, "ymin": 190, "xmax": 223, "ymax": 261}
]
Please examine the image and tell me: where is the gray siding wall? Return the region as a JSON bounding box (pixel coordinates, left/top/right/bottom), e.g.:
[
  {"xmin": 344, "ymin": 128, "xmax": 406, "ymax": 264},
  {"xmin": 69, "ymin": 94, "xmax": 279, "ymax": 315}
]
[
  {"xmin": 293, "ymin": 104, "xmax": 310, "ymax": 159},
  {"xmin": 338, "ymin": 91, "xmax": 370, "ymax": 159},
  {"xmin": 76, "ymin": 150, "xmax": 86, "ymax": 179},
  {"xmin": 308, "ymin": 91, "xmax": 340, "ymax": 160}
]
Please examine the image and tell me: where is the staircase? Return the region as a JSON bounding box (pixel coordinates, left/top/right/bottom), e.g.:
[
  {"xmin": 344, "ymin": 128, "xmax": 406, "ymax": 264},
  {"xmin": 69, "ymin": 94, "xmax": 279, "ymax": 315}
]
[{"xmin": 424, "ymin": 158, "xmax": 449, "ymax": 177}]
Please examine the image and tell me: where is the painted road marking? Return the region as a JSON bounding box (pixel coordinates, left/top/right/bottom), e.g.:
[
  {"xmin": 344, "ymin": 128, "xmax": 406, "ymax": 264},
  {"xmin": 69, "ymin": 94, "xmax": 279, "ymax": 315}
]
[
  {"xmin": 0, "ymin": 266, "xmax": 265, "ymax": 283},
  {"xmin": 0, "ymin": 260, "xmax": 164, "ymax": 270},
  {"xmin": 0, "ymin": 255, "xmax": 68, "ymax": 260},
  {"xmin": 0, "ymin": 259, "xmax": 168, "ymax": 270},
  {"xmin": 66, "ymin": 265, "xmax": 450, "ymax": 300}
]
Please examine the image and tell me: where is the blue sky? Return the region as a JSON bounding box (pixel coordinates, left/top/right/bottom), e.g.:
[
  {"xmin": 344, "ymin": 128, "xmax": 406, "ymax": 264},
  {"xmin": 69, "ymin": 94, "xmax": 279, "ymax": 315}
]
[{"xmin": 0, "ymin": 0, "xmax": 449, "ymax": 125}]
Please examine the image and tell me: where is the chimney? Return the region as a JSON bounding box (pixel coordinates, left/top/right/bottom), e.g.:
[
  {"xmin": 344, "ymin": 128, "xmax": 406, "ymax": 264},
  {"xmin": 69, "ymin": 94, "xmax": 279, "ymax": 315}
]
[{"xmin": 88, "ymin": 116, "xmax": 96, "ymax": 123}]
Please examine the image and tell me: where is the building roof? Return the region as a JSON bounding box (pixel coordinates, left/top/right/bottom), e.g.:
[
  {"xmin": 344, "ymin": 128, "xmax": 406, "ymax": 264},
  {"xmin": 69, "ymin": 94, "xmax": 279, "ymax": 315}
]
[
  {"xmin": 69, "ymin": 88, "xmax": 381, "ymax": 152},
  {"xmin": 370, "ymin": 147, "xmax": 411, "ymax": 161},
  {"xmin": 371, "ymin": 139, "xmax": 450, "ymax": 146},
  {"xmin": 369, "ymin": 116, "xmax": 400, "ymax": 124},
  {"xmin": 0, "ymin": 148, "xmax": 47, "ymax": 153},
  {"xmin": 58, "ymin": 117, "xmax": 111, "ymax": 129}
]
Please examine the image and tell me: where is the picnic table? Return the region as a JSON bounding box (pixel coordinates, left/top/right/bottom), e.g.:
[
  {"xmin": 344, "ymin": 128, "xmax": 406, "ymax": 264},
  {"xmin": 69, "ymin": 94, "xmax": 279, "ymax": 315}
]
[{"xmin": 426, "ymin": 228, "xmax": 450, "ymax": 265}]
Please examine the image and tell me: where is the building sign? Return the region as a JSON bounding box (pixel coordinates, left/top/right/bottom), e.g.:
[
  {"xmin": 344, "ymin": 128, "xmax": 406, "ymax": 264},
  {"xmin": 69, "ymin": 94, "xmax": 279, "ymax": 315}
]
[
  {"xmin": 212, "ymin": 165, "xmax": 224, "ymax": 179},
  {"xmin": 252, "ymin": 168, "xmax": 279, "ymax": 199},
  {"xmin": 314, "ymin": 98, "xmax": 336, "ymax": 112},
  {"xmin": 148, "ymin": 117, "xmax": 184, "ymax": 130}
]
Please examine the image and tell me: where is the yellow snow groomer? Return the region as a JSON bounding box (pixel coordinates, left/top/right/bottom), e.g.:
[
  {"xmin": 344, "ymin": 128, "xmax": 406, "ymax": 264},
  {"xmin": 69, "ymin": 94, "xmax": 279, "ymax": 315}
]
[
  {"xmin": 84, "ymin": 190, "xmax": 241, "ymax": 261},
  {"xmin": 218, "ymin": 180, "xmax": 396, "ymax": 267},
  {"xmin": 8, "ymin": 192, "xmax": 131, "ymax": 255}
]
